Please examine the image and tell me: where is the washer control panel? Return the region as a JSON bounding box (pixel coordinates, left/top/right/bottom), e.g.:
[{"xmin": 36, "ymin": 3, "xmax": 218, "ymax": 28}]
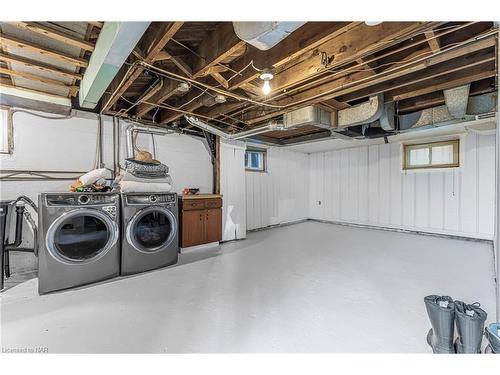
[{"xmin": 45, "ymin": 193, "xmax": 117, "ymax": 206}]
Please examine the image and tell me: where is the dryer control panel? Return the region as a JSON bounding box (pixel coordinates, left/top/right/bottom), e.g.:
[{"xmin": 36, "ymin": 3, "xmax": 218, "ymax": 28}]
[{"xmin": 125, "ymin": 193, "xmax": 177, "ymax": 206}]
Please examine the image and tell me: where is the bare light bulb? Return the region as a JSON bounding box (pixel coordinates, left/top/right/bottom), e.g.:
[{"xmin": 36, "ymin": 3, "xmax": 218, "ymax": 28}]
[{"xmin": 262, "ymin": 80, "xmax": 271, "ymax": 95}]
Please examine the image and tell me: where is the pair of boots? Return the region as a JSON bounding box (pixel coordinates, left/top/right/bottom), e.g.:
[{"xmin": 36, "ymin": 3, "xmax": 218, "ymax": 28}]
[
  {"xmin": 424, "ymin": 295, "xmax": 488, "ymax": 354},
  {"xmin": 484, "ymin": 323, "xmax": 500, "ymax": 354}
]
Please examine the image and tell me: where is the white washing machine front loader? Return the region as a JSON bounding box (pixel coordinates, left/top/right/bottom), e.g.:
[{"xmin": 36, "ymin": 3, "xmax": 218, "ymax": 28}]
[
  {"xmin": 38, "ymin": 193, "xmax": 120, "ymax": 294},
  {"xmin": 120, "ymin": 193, "xmax": 179, "ymax": 275}
]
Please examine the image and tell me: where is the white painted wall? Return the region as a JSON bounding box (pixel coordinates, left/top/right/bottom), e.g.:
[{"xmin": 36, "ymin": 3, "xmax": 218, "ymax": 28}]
[
  {"xmin": 245, "ymin": 147, "xmax": 309, "ymax": 231},
  {"xmin": 0, "ymin": 109, "xmax": 213, "ymax": 271},
  {"xmin": 0, "ymin": 110, "xmax": 213, "ymax": 203},
  {"xmin": 309, "ymin": 132, "xmax": 496, "ymax": 240},
  {"xmin": 220, "ymin": 140, "xmax": 247, "ymax": 241}
]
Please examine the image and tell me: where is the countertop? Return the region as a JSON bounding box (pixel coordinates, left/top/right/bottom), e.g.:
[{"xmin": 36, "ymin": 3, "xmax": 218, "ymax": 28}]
[{"xmin": 180, "ymin": 194, "xmax": 223, "ymax": 200}]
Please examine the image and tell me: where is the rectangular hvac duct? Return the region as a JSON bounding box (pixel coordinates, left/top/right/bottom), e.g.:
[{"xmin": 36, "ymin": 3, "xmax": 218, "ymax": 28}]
[
  {"xmin": 283, "ymin": 106, "xmax": 331, "ymax": 129},
  {"xmin": 232, "ymin": 22, "xmax": 305, "ymax": 51},
  {"xmin": 79, "ymin": 22, "xmax": 150, "ymax": 109}
]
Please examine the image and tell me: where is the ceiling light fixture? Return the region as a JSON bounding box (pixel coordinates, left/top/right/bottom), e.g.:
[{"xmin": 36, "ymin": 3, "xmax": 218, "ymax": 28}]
[
  {"xmin": 364, "ymin": 21, "xmax": 383, "ymax": 26},
  {"xmin": 177, "ymin": 82, "xmax": 190, "ymax": 93},
  {"xmin": 259, "ymin": 68, "xmax": 274, "ymax": 95},
  {"xmin": 214, "ymin": 94, "xmax": 226, "ymax": 104}
]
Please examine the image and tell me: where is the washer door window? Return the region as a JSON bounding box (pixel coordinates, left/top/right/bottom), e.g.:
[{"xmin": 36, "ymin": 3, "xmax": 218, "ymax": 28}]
[
  {"xmin": 47, "ymin": 209, "xmax": 118, "ymax": 264},
  {"xmin": 128, "ymin": 207, "xmax": 177, "ymax": 253}
]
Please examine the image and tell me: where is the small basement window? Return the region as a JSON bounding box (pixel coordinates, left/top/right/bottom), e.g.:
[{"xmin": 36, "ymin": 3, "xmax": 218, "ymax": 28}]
[
  {"xmin": 403, "ymin": 140, "xmax": 459, "ymax": 170},
  {"xmin": 245, "ymin": 148, "xmax": 266, "ymax": 172}
]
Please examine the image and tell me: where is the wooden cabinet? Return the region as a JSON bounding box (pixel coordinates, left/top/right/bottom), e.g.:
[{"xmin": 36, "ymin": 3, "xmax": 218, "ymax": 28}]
[{"xmin": 179, "ymin": 195, "xmax": 222, "ymax": 248}]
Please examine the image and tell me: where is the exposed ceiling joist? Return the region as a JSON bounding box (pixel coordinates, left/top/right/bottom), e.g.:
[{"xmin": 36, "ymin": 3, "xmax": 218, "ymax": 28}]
[
  {"xmin": 0, "ymin": 66, "xmax": 79, "ymax": 96},
  {"xmin": 227, "ymin": 22, "xmax": 359, "ymax": 90},
  {"xmin": 102, "ymin": 21, "xmax": 184, "ymax": 112},
  {"xmin": 166, "ymin": 22, "xmax": 443, "ymax": 125},
  {"xmin": 424, "ymin": 30, "xmax": 441, "ymax": 52},
  {"xmin": 0, "ymin": 52, "xmax": 83, "ymax": 80},
  {"xmin": 0, "ymin": 33, "xmax": 89, "ymax": 67},
  {"xmin": 237, "ymin": 36, "xmax": 495, "ymax": 125},
  {"xmin": 192, "ymin": 22, "xmax": 246, "ymax": 79},
  {"xmin": 166, "ymin": 51, "xmax": 193, "ymax": 77},
  {"xmin": 210, "ymin": 71, "xmax": 229, "ymax": 89},
  {"xmin": 159, "ymin": 22, "xmax": 360, "ymax": 124},
  {"xmin": 333, "ymin": 36, "xmax": 496, "ymax": 101},
  {"xmin": 135, "ymin": 79, "xmax": 177, "ymax": 118},
  {"xmin": 268, "ymin": 22, "xmax": 441, "ymax": 94},
  {"xmin": 0, "ymin": 81, "xmax": 72, "ymax": 106},
  {"xmin": 8, "ymin": 22, "xmax": 96, "ymax": 52},
  {"xmin": 388, "ymin": 65, "xmax": 496, "ymax": 101}
]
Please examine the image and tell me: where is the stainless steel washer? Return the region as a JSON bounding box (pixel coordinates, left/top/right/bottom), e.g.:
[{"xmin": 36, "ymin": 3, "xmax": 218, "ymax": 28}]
[
  {"xmin": 120, "ymin": 193, "xmax": 179, "ymax": 275},
  {"xmin": 38, "ymin": 193, "xmax": 120, "ymax": 294}
]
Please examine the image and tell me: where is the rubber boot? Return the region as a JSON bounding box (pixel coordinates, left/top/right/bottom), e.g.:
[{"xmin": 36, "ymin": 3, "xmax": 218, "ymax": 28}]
[
  {"xmin": 454, "ymin": 301, "xmax": 487, "ymax": 354},
  {"xmin": 484, "ymin": 323, "xmax": 500, "ymax": 354},
  {"xmin": 424, "ymin": 295, "xmax": 456, "ymax": 354}
]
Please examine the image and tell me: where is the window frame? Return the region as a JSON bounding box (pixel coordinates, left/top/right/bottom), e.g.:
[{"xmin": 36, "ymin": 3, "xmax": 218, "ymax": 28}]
[
  {"xmin": 0, "ymin": 105, "xmax": 13, "ymax": 155},
  {"xmin": 245, "ymin": 148, "xmax": 267, "ymax": 172},
  {"xmin": 403, "ymin": 139, "xmax": 460, "ymax": 171}
]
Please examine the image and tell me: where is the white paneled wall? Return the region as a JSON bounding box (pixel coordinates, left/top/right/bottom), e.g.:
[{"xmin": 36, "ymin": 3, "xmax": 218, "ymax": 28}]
[
  {"xmin": 246, "ymin": 147, "xmax": 309, "ymax": 230},
  {"xmin": 220, "ymin": 140, "xmax": 247, "ymax": 241},
  {"xmin": 309, "ymin": 133, "xmax": 495, "ymax": 240}
]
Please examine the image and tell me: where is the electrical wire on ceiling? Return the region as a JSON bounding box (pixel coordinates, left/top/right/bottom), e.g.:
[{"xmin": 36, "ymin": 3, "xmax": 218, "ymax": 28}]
[
  {"xmin": 225, "ymin": 26, "xmax": 497, "ymax": 122},
  {"xmin": 107, "ymin": 22, "xmax": 496, "ymax": 129}
]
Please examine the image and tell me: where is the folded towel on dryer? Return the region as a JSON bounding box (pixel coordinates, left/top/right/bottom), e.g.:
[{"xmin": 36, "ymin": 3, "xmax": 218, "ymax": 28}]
[
  {"xmin": 119, "ymin": 180, "xmax": 172, "ymax": 193},
  {"xmin": 121, "ymin": 171, "xmax": 172, "ymax": 185},
  {"xmin": 124, "ymin": 158, "xmax": 168, "ymax": 178}
]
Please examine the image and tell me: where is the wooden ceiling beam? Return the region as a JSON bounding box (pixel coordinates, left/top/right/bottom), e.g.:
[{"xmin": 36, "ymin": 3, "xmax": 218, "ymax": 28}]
[
  {"xmin": 179, "ymin": 22, "xmax": 441, "ymax": 125},
  {"xmin": 102, "ymin": 21, "xmax": 184, "ymax": 112},
  {"xmin": 162, "ymin": 22, "xmax": 360, "ymax": 123},
  {"xmin": 192, "ymin": 22, "xmax": 246, "ymax": 79},
  {"xmin": 8, "ymin": 22, "xmax": 95, "ymax": 52},
  {"xmin": 397, "ymin": 78, "xmax": 495, "ymax": 113},
  {"xmin": 135, "ymin": 79, "xmax": 178, "ymax": 118},
  {"xmin": 210, "ymin": 72, "xmax": 229, "ymax": 89},
  {"xmin": 87, "ymin": 22, "xmax": 104, "ymax": 29},
  {"xmin": 0, "ymin": 52, "xmax": 83, "ymax": 80},
  {"xmin": 237, "ymin": 38, "xmax": 495, "ymax": 125},
  {"xmin": 333, "ymin": 39, "xmax": 495, "ymax": 102},
  {"xmin": 387, "ymin": 65, "xmax": 496, "ymax": 102},
  {"xmin": 167, "ymin": 52, "xmax": 193, "ymax": 78},
  {"xmin": 0, "ymin": 33, "xmax": 89, "ymax": 67},
  {"xmin": 267, "ymin": 22, "xmax": 440, "ymax": 95},
  {"xmin": 158, "ymin": 23, "xmax": 251, "ymax": 124},
  {"xmin": 0, "ymin": 67, "xmax": 79, "ymax": 96},
  {"xmin": 424, "ymin": 30, "xmax": 441, "ymax": 52},
  {"xmin": 227, "ymin": 22, "xmax": 359, "ymax": 90}
]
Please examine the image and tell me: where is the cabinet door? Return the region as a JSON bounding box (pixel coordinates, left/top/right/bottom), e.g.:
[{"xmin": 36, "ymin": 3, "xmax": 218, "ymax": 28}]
[
  {"xmin": 182, "ymin": 210, "xmax": 205, "ymax": 247},
  {"xmin": 205, "ymin": 208, "xmax": 222, "ymax": 243}
]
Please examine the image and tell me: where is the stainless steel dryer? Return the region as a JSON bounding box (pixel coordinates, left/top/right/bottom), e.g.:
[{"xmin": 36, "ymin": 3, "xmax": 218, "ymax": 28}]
[
  {"xmin": 38, "ymin": 192, "xmax": 120, "ymax": 294},
  {"xmin": 120, "ymin": 193, "xmax": 179, "ymax": 275}
]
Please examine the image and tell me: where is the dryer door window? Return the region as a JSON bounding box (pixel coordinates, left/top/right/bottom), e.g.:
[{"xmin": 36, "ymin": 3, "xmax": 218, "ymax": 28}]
[
  {"xmin": 47, "ymin": 209, "xmax": 118, "ymax": 264},
  {"xmin": 129, "ymin": 207, "xmax": 177, "ymax": 253}
]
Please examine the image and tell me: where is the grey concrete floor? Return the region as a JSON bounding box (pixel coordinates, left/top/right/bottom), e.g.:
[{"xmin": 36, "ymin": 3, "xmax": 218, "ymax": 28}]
[{"xmin": 1, "ymin": 222, "xmax": 497, "ymax": 353}]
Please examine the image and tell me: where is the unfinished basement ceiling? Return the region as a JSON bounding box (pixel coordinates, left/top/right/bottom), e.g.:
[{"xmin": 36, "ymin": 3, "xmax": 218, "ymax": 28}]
[
  {"xmin": 0, "ymin": 21, "xmax": 102, "ymax": 111},
  {"xmin": 100, "ymin": 21, "xmax": 498, "ymax": 144}
]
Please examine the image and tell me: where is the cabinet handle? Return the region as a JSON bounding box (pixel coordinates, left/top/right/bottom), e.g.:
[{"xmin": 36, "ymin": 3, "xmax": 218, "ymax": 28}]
[{"xmin": 199, "ymin": 213, "xmax": 202, "ymax": 221}]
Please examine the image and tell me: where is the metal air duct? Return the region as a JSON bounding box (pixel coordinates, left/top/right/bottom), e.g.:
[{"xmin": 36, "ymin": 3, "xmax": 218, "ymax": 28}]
[{"xmin": 232, "ymin": 22, "xmax": 305, "ymax": 50}]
